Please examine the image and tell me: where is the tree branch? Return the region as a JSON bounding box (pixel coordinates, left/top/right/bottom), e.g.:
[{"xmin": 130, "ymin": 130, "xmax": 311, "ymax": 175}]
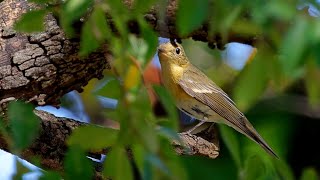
[
  {"xmin": 0, "ymin": 109, "xmax": 219, "ymax": 175},
  {"xmin": 0, "ymin": 0, "xmax": 227, "ymax": 176},
  {"xmin": 0, "ymin": 0, "xmax": 111, "ymax": 106}
]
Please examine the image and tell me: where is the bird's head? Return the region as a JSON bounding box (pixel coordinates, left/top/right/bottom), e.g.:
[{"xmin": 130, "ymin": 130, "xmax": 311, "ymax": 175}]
[{"xmin": 158, "ymin": 41, "xmax": 189, "ymax": 66}]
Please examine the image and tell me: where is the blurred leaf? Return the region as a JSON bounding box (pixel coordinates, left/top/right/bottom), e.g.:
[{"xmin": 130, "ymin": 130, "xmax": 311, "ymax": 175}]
[
  {"xmin": 265, "ymin": 1, "xmax": 295, "ymax": 21},
  {"xmin": 279, "ymin": 17, "xmax": 309, "ymax": 77},
  {"xmin": 128, "ymin": 35, "xmax": 149, "ymax": 64},
  {"xmin": 233, "ymin": 57, "xmax": 268, "ymax": 110},
  {"xmin": 219, "ymin": 124, "xmax": 242, "ymax": 169},
  {"xmin": 67, "ymin": 125, "xmax": 118, "ymax": 150},
  {"xmin": 132, "ymin": 144, "xmax": 146, "ymax": 179},
  {"xmin": 157, "ymin": 126, "xmax": 180, "ymax": 142},
  {"xmin": 243, "ymin": 155, "xmax": 266, "ymax": 180},
  {"xmin": 305, "ymin": 59, "xmax": 320, "ymax": 105},
  {"xmin": 153, "ymin": 85, "xmax": 178, "ymax": 130},
  {"xmin": 63, "ymin": 0, "xmax": 93, "ymax": 22},
  {"xmin": 132, "ymin": 0, "xmax": 156, "ymax": 14},
  {"xmin": 103, "ymin": 146, "xmax": 133, "ymax": 180},
  {"xmin": 106, "ymin": 0, "xmax": 128, "ymax": 16},
  {"xmin": 61, "ymin": 0, "xmax": 94, "ymax": 36},
  {"xmin": 96, "ymin": 78, "xmax": 122, "ymax": 99},
  {"xmin": 124, "ymin": 64, "xmax": 141, "ymax": 91},
  {"xmin": 140, "ymin": 19, "xmax": 158, "ymax": 65},
  {"xmin": 80, "ymin": 6, "xmax": 110, "ymax": 56},
  {"xmin": 8, "ymin": 101, "xmax": 40, "ymax": 151},
  {"xmin": 64, "ymin": 145, "xmax": 94, "ymax": 180},
  {"xmin": 146, "ymin": 153, "xmax": 170, "ymax": 176},
  {"xmin": 177, "ymin": 0, "xmax": 209, "ymax": 36},
  {"xmin": 300, "ymin": 167, "xmax": 318, "ymax": 180},
  {"xmin": 166, "ymin": 157, "xmax": 188, "ymax": 180},
  {"xmin": 243, "ymin": 113, "xmax": 294, "ymax": 159},
  {"xmin": 14, "ymin": 10, "xmax": 47, "ymax": 33},
  {"xmin": 231, "ymin": 20, "xmax": 262, "ymax": 36},
  {"xmin": 311, "ymin": 42, "xmax": 320, "ymax": 67},
  {"xmin": 125, "ymin": 88, "xmax": 159, "ymax": 153},
  {"xmin": 273, "ymin": 160, "xmax": 294, "ymax": 180},
  {"xmin": 181, "ymin": 156, "xmax": 237, "ymax": 179},
  {"xmin": 39, "ymin": 171, "xmax": 62, "ymax": 180},
  {"xmin": 106, "ymin": 0, "xmax": 129, "ymax": 36},
  {"xmin": 220, "ymin": 5, "xmax": 242, "ymax": 32}
]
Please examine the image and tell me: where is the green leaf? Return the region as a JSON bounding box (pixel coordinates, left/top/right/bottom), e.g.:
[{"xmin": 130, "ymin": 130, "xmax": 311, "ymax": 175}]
[
  {"xmin": 61, "ymin": 0, "xmax": 94, "ymax": 36},
  {"xmin": 157, "ymin": 126, "xmax": 180, "ymax": 142},
  {"xmin": 103, "ymin": 146, "xmax": 133, "ymax": 180},
  {"xmin": 300, "ymin": 167, "xmax": 318, "ymax": 180},
  {"xmin": 146, "ymin": 153, "xmax": 170, "ymax": 176},
  {"xmin": 132, "ymin": 144, "xmax": 146, "ymax": 179},
  {"xmin": 305, "ymin": 58, "xmax": 320, "ymax": 106},
  {"xmin": 39, "ymin": 171, "xmax": 62, "ymax": 180},
  {"xmin": 8, "ymin": 101, "xmax": 40, "ymax": 151},
  {"xmin": 140, "ymin": 19, "xmax": 158, "ymax": 66},
  {"xmin": 63, "ymin": 0, "xmax": 93, "ymax": 23},
  {"xmin": 106, "ymin": 0, "xmax": 129, "ymax": 36},
  {"xmin": 132, "ymin": 0, "xmax": 156, "ymax": 14},
  {"xmin": 128, "ymin": 35, "xmax": 149, "ymax": 65},
  {"xmin": 181, "ymin": 156, "xmax": 237, "ymax": 179},
  {"xmin": 265, "ymin": 1, "xmax": 295, "ymax": 21},
  {"xmin": 95, "ymin": 78, "xmax": 122, "ymax": 99},
  {"xmin": 219, "ymin": 124, "xmax": 242, "ymax": 169},
  {"xmin": 14, "ymin": 10, "xmax": 47, "ymax": 33},
  {"xmin": 243, "ymin": 155, "xmax": 266, "ymax": 180},
  {"xmin": 153, "ymin": 85, "xmax": 178, "ymax": 130},
  {"xmin": 279, "ymin": 17, "xmax": 309, "ymax": 77},
  {"xmin": 177, "ymin": 0, "xmax": 209, "ymax": 36},
  {"xmin": 233, "ymin": 57, "xmax": 268, "ymax": 110},
  {"xmin": 311, "ymin": 43, "xmax": 320, "ymax": 67},
  {"xmin": 273, "ymin": 160, "xmax": 294, "ymax": 180},
  {"xmin": 67, "ymin": 125, "xmax": 118, "ymax": 150},
  {"xmin": 64, "ymin": 145, "xmax": 94, "ymax": 180},
  {"xmin": 80, "ymin": 6, "xmax": 110, "ymax": 56}
]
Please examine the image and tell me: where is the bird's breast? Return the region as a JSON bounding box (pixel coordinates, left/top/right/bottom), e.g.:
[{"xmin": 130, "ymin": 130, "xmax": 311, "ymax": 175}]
[
  {"xmin": 160, "ymin": 63, "xmax": 190, "ymax": 100},
  {"xmin": 160, "ymin": 62, "xmax": 223, "ymax": 122}
]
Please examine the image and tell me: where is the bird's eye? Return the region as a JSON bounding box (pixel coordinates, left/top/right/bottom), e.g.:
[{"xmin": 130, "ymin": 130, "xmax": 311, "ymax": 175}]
[{"xmin": 175, "ymin": 47, "xmax": 181, "ymax": 54}]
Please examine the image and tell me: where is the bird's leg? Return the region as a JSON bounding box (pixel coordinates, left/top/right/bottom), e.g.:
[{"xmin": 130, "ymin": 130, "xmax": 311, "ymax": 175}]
[
  {"xmin": 183, "ymin": 120, "xmax": 206, "ymax": 135},
  {"xmin": 206, "ymin": 122, "xmax": 215, "ymax": 133}
]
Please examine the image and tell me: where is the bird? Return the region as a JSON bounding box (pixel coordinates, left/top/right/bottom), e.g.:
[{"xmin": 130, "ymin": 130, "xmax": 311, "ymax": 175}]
[{"xmin": 157, "ymin": 41, "xmax": 278, "ymax": 158}]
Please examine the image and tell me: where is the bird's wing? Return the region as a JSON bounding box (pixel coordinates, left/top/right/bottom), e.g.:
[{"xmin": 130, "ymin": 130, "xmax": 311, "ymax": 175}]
[
  {"xmin": 178, "ymin": 65, "xmax": 278, "ymax": 157},
  {"xmin": 178, "ymin": 65, "xmax": 245, "ymax": 126}
]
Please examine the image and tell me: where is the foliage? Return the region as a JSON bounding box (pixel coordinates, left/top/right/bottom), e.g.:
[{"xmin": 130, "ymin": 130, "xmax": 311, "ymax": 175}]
[{"xmin": 4, "ymin": 0, "xmax": 320, "ymax": 179}]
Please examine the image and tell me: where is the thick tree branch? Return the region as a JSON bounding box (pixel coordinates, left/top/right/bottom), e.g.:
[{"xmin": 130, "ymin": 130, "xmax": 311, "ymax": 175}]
[
  {"xmin": 0, "ymin": 0, "xmax": 227, "ymax": 176},
  {"xmin": 0, "ymin": 109, "xmax": 219, "ymax": 174},
  {"xmin": 0, "ymin": 0, "xmax": 257, "ymax": 105},
  {"xmin": 0, "ymin": 0, "xmax": 110, "ymax": 106}
]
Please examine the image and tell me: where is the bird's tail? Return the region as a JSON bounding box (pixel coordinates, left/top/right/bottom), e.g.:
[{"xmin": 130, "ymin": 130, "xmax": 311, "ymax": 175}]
[{"xmin": 241, "ymin": 120, "xmax": 278, "ymax": 158}]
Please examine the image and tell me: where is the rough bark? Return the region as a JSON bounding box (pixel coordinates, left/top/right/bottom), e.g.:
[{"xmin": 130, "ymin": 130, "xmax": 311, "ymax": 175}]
[
  {"xmin": 0, "ymin": 0, "xmax": 256, "ymax": 104},
  {"xmin": 0, "ymin": 0, "xmax": 110, "ymax": 106},
  {"xmin": 0, "ymin": 0, "xmax": 231, "ymax": 177},
  {"xmin": 0, "ymin": 109, "xmax": 219, "ymax": 174}
]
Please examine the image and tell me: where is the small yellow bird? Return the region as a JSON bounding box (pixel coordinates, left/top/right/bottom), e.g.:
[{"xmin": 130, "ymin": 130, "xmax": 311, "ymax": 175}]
[{"xmin": 158, "ymin": 41, "xmax": 278, "ymax": 157}]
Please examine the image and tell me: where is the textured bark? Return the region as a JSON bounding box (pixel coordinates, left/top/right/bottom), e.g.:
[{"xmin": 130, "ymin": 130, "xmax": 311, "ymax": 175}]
[
  {"xmin": 0, "ymin": 0, "xmax": 256, "ymax": 104},
  {"xmin": 0, "ymin": 0, "xmax": 110, "ymax": 106},
  {"xmin": 0, "ymin": 0, "xmax": 227, "ymax": 177},
  {"xmin": 0, "ymin": 109, "xmax": 219, "ymax": 173},
  {"xmin": 142, "ymin": 0, "xmax": 257, "ymax": 46}
]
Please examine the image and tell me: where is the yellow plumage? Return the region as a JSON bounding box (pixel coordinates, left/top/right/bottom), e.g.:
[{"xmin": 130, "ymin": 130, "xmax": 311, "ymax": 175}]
[{"xmin": 158, "ymin": 41, "xmax": 278, "ymax": 158}]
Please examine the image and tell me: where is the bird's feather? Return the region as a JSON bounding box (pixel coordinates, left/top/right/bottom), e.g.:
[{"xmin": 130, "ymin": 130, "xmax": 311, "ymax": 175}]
[{"xmin": 178, "ymin": 65, "xmax": 278, "ymax": 157}]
